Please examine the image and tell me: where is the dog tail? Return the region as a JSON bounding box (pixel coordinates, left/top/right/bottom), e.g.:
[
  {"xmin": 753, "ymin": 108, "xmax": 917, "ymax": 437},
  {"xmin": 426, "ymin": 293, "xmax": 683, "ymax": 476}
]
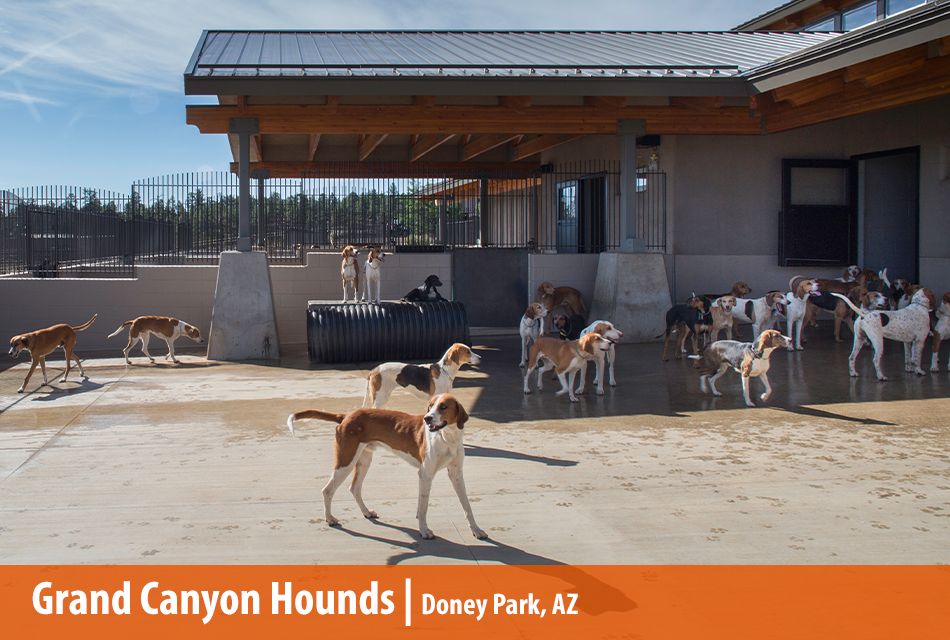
[
  {"xmin": 831, "ymin": 292, "xmax": 865, "ymax": 319},
  {"xmin": 71, "ymin": 314, "xmax": 97, "ymax": 332},
  {"xmin": 286, "ymin": 409, "xmax": 346, "ymax": 437},
  {"xmin": 107, "ymin": 320, "xmax": 133, "ymax": 339}
]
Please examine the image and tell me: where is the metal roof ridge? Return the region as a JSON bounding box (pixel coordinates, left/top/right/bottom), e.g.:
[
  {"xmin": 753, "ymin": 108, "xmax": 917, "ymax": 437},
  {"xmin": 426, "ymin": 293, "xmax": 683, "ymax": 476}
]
[{"xmin": 197, "ymin": 28, "xmax": 833, "ymax": 35}]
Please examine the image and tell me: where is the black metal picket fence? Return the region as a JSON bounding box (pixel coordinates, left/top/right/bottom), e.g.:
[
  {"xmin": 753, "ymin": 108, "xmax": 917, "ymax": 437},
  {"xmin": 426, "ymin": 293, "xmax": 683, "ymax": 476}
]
[{"xmin": 0, "ymin": 163, "xmax": 666, "ymax": 278}]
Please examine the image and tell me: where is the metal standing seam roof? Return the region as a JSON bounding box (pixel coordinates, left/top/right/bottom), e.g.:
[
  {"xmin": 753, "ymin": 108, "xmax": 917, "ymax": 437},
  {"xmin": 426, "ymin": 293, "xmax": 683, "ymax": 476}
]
[{"xmin": 185, "ymin": 30, "xmax": 840, "ymax": 80}]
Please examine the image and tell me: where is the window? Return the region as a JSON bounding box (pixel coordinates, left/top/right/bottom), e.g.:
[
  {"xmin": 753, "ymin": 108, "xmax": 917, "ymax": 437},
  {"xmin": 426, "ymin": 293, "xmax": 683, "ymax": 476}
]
[
  {"xmin": 806, "ymin": 16, "xmax": 837, "ymax": 31},
  {"xmin": 886, "ymin": 0, "xmax": 925, "ymax": 17},
  {"xmin": 842, "ymin": 1, "xmax": 877, "ymax": 30}
]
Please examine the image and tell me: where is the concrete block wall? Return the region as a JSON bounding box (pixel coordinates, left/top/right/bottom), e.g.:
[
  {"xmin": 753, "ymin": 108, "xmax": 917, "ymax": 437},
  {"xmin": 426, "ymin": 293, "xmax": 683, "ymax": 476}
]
[
  {"xmin": 0, "ymin": 253, "xmax": 453, "ymax": 354},
  {"xmin": 0, "ymin": 266, "xmax": 218, "ymax": 354},
  {"xmin": 527, "ymin": 253, "xmax": 599, "ymax": 310}
]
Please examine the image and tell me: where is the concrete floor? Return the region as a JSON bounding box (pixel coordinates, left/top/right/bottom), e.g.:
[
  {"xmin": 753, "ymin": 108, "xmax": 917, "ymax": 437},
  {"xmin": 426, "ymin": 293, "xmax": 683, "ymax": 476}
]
[{"xmin": 1, "ymin": 328, "xmax": 948, "ymax": 565}]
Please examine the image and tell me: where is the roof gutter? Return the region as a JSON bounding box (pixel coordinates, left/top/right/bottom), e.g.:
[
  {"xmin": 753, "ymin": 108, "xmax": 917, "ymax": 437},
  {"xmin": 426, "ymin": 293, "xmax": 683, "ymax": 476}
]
[
  {"xmin": 183, "ymin": 75, "xmax": 751, "ymax": 98},
  {"xmin": 746, "ymin": 2, "xmax": 950, "ymax": 92}
]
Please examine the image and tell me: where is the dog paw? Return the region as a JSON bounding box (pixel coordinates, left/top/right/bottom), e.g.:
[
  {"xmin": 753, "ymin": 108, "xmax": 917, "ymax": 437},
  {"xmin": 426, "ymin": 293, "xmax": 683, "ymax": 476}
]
[
  {"xmin": 523, "ymin": 389, "xmax": 531, "ymax": 395},
  {"xmin": 745, "ymin": 402, "xmax": 756, "ymax": 408},
  {"xmin": 16, "ymin": 387, "xmax": 24, "ymax": 394},
  {"xmin": 795, "ymin": 346, "xmax": 804, "ymax": 351},
  {"xmin": 915, "ymin": 368, "xmax": 926, "ymax": 376},
  {"xmin": 596, "ymin": 388, "xmax": 605, "ymax": 396},
  {"xmin": 420, "ymin": 528, "xmax": 435, "ymax": 540},
  {"xmin": 760, "ymin": 393, "xmax": 771, "ymax": 401},
  {"xmin": 569, "ymin": 396, "xmax": 579, "ymax": 403},
  {"xmin": 877, "ymin": 376, "xmax": 889, "ymax": 382},
  {"xmin": 472, "ymin": 527, "xmax": 488, "ymax": 540},
  {"xmin": 326, "ymin": 516, "xmax": 341, "ymax": 527},
  {"xmin": 609, "ymin": 381, "xmax": 617, "ymax": 387},
  {"xmin": 931, "ymin": 365, "xmax": 940, "ymax": 373},
  {"xmin": 786, "ymin": 347, "xmax": 795, "ymax": 352},
  {"xmin": 712, "ymin": 391, "xmax": 723, "ymax": 397},
  {"xmin": 364, "ymin": 511, "xmax": 379, "ymax": 520}
]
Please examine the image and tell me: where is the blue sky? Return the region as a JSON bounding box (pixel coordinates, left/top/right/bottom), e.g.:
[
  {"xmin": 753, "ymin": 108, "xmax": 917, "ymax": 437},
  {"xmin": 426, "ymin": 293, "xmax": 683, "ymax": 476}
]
[{"xmin": 1, "ymin": 0, "xmax": 771, "ymax": 193}]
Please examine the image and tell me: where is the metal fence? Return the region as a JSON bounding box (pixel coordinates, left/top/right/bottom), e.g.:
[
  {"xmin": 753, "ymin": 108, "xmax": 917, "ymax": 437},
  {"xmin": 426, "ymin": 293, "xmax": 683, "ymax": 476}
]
[{"xmin": 1, "ymin": 163, "xmax": 666, "ymax": 277}]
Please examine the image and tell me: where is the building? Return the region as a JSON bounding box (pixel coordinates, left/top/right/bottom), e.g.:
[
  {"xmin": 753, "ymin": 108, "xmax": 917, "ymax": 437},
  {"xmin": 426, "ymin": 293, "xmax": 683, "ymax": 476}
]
[{"xmin": 182, "ymin": 0, "xmax": 949, "ymax": 336}]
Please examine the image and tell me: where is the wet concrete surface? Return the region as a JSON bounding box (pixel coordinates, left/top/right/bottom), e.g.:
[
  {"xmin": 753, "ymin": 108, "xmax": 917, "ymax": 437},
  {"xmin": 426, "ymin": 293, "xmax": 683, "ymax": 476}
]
[{"xmin": 0, "ymin": 327, "xmax": 947, "ymax": 565}]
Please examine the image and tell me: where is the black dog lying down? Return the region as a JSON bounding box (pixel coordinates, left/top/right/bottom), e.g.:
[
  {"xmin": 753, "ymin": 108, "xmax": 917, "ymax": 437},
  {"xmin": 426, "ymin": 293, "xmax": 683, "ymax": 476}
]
[{"xmin": 403, "ymin": 274, "xmax": 447, "ymax": 302}]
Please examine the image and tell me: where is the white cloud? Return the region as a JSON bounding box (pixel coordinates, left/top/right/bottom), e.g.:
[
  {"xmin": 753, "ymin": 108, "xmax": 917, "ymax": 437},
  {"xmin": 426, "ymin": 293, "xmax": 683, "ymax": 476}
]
[{"xmin": 0, "ymin": 88, "xmax": 59, "ymax": 105}]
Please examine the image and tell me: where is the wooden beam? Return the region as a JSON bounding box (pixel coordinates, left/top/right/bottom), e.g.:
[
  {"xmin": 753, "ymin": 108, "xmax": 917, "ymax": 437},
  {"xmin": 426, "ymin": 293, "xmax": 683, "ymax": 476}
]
[
  {"xmin": 308, "ymin": 134, "xmax": 321, "ymax": 161},
  {"xmin": 584, "ymin": 96, "xmax": 626, "ymax": 109},
  {"xmin": 771, "ymin": 71, "xmax": 845, "ymax": 106},
  {"xmin": 227, "ymin": 161, "xmax": 541, "ymax": 179},
  {"xmin": 461, "ymin": 134, "xmax": 521, "ymax": 161},
  {"xmin": 499, "ymin": 95, "xmax": 532, "ymax": 109},
  {"xmin": 410, "ymin": 134, "xmax": 455, "ymax": 162},
  {"xmin": 186, "ymin": 103, "xmax": 763, "ymax": 135},
  {"xmin": 511, "ymin": 135, "xmax": 580, "ymax": 161},
  {"xmin": 844, "ymin": 45, "xmax": 928, "ymax": 85},
  {"xmin": 358, "ymin": 134, "xmax": 388, "ymax": 161}
]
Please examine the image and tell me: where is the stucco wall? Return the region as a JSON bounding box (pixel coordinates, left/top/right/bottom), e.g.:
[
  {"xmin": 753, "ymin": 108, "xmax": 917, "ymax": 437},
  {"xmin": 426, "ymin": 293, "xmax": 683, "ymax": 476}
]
[
  {"xmin": 526, "ymin": 253, "xmax": 600, "ymax": 310},
  {"xmin": 0, "ymin": 252, "xmax": 452, "ymax": 354},
  {"xmin": 668, "ymin": 96, "xmax": 950, "ymax": 300}
]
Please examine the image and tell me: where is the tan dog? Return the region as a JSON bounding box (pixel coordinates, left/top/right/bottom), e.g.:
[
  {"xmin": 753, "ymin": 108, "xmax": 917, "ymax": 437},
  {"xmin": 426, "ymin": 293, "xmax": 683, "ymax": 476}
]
[
  {"xmin": 340, "ymin": 245, "xmax": 360, "ymax": 303},
  {"xmin": 8, "ymin": 314, "xmax": 97, "ymax": 393},
  {"xmin": 537, "ymin": 281, "xmax": 586, "ymax": 318},
  {"xmin": 523, "ymin": 333, "xmax": 611, "ymax": 402},
  {"xmin": 287, "ymin": 393, "xmax": 486, "ymax": 541},
  {"xmin": 705, "ymin": 295, "xmax": 737, "ymax": 341},
  {"xmin": 107, "ymin": 316, "xmax": 203, "ymax": 364}
]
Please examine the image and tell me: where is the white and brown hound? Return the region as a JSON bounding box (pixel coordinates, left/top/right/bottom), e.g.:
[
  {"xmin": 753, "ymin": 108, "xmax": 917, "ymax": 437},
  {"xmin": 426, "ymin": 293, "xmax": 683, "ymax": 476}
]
[
  {"xmin": 361, "ymin": 247, "xmax": 385, "ymax": 303},
  {"xmin": 832, "ymin": 287, "xmax": 936, "ymax": 381},
  {"xmin": 931, "ymin": 292, "xmax": 950, "ymax": 372},
  {"xmin": 107, "ymin": 316, "xmax": 203, "ymax": 364},
  {"xmin": 287, "ymin": 393, "xmax": 486, "ymax": 540},
  {"xmin": 691, "ymin": 329, "xmax": 791, "ymax": 407},
  {"xmin": 340, "ymin": 245, "xmax": 360, "ymax": 303},
  {"xmin": 784, "ymin": 278, "xmax": 820, "ymax": 351},
  {"xmin": 363, "ymin": 343, "xmax": 480, "ymax": 408},
  {"xmin": 726, "ymin": 291, "xmax": 785, "ymax": 340},
  {"xmin": 519, "ymin": 302, "xmax": 547, "ymax": 368},
  {"xmin": 8, "ymin": 315, "xmax": 97, "ymax": 393},
  {"xmin": 578, "ymin": 320, "xmax": 623, "ymax": 393},
  {"xmin": 523, "ymin": 333, "xmax": 611, "ymax": 402}
]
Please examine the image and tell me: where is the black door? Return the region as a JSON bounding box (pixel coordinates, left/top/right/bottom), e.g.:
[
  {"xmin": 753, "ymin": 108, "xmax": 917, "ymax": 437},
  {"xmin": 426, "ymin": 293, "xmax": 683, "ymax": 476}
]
[
  {"xmin": 556, "ymin": 175, "xmax": 606, "ymax": 254},
  {"xmin": 856, "ymin": 148, "xmax": 918, "ymax": 281}
]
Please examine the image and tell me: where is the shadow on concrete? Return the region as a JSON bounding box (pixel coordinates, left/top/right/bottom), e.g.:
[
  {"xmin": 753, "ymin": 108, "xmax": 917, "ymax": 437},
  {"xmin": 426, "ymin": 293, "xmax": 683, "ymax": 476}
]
[
  {"xmin": 775, "ymin": 405, "xmax": 896, "ymax": 426},
  {"xmin": 337, "ymin": 520, "xmax": 636, "ymax": 615},
  {"xmin": 464, "ymin": 444, "xmax": 578, "ymax": 467},
  {"xmin": 27, "ymin": 378, "xmax": 117, "ymax": 402}
]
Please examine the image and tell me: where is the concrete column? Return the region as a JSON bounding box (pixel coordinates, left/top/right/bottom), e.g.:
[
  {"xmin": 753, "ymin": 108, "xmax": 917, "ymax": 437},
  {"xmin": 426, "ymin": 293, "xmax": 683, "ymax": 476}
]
[
  {"xmin": 229, "ymin": 118, "xmax": 258, "ymax": 252},
  {"xmin": 618, "ymin": 119, "xmax": 646, "ymax": 253}
]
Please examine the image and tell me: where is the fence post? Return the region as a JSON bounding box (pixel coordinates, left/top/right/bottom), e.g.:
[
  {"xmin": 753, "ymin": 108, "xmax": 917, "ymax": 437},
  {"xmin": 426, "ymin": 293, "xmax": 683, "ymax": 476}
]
[{"xmin": 479, "ymin": 178, "xmax": 489, "ymax": 247}]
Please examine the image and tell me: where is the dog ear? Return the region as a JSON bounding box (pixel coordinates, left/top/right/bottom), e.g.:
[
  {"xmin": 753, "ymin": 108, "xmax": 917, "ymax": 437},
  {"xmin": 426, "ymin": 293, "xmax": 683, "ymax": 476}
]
[{"xmin": 454, "ymin": 399, "xmax": 469, "ymax": 429}]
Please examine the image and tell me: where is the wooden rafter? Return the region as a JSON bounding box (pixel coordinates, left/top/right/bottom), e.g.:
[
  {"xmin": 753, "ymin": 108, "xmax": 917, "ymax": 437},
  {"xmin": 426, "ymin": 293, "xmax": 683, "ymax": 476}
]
[
  {"xmin": 762, "ymin": 53, "xmax": 950, "ymax": 132},
  {"xmin": 772, "ymin": 72, "xmax": 846, "ymax": 107},
  {"xmin": 251, "ymin": 134, "xmax": 262, "ymax": 163},
  {"xmin": 461, "ymin": 134, "xmax": 521, "ymax": 161},
  {"xmin": 358, "ymin": 134, "xmax": 388, "ymax": 161},
  {"xmin": 511, "ymin": 135, "xmax": 580, "ymax": 161},
  {"xmin": 308, "ymin": 134, "xmax": 321, "ymax": 161},
  {"xmin": 410, "ymin": 134, "xmax": 455, "ymax": 162}
]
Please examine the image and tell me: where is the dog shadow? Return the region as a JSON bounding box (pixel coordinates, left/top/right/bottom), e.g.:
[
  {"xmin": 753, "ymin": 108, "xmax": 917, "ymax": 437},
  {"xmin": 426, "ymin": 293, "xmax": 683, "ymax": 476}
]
[
  {"xmin": 26, "ymin": 378, "xmax": 116, "ymax": 402},
  {"xmin": 464, "ymin": 444, "xmax": 578, "ymax": 467},
  {"xmin": 337, "ymin": 520, "xmax": 636, "ymax": 616}
]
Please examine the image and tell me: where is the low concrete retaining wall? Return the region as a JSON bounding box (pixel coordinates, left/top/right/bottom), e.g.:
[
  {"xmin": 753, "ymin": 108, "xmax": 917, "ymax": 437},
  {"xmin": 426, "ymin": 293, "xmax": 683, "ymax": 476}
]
[{"xmin": 0, "ymin": 252, "xmax": 453, "ymax": 354}]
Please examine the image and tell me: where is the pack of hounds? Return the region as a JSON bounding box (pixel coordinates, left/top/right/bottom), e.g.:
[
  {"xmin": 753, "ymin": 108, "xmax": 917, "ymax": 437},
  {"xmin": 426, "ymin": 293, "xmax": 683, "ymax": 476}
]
[
  {"xmin": 660, "ymin": 265, "xmax": 948, "ymax": 407},
  {"xmin": 6, "ymin": 260, "xmax": 949, "ymax": 542}
]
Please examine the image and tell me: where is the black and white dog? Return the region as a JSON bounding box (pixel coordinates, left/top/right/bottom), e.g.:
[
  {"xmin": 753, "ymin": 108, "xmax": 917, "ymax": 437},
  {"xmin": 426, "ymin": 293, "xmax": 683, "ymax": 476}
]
[{"xmin": 403, "ymin": 274, "xmax": 447, "ymax": 302}]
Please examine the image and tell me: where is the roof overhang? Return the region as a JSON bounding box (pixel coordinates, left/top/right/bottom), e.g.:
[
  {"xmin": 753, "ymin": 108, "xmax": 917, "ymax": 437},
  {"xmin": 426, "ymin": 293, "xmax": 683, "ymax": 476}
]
[
  {"xmin": 747, "ymin": 1, "xmax": 950, "ymax": 92},
  {"xmin": 735, "ymin": 0, "xmax": 822, "ymax": 31}
]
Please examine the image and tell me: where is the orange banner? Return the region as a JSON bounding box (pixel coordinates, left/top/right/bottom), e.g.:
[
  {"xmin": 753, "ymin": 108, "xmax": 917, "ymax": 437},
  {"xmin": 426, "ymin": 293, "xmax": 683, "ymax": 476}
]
[{"xmin": 1, "ymin": 565, "xmax": 947, "ymax": 639}]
